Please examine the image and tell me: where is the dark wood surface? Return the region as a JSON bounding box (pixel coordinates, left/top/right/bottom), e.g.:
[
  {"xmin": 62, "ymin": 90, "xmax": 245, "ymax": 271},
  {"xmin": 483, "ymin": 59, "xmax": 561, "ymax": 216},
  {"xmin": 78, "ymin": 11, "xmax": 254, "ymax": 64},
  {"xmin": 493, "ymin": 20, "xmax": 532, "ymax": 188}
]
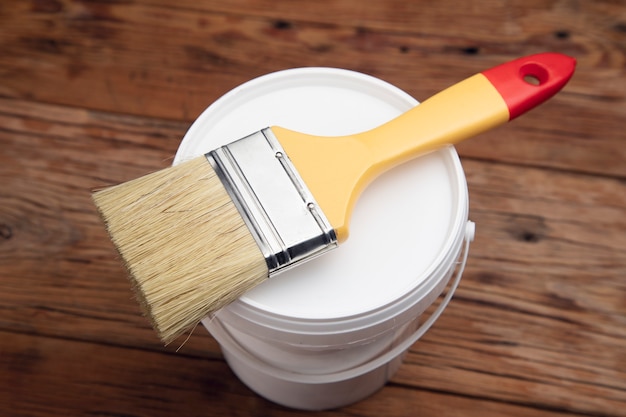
[{"xmin": 1, "ymin": 1, "xmax": 624, "ymax": 415}]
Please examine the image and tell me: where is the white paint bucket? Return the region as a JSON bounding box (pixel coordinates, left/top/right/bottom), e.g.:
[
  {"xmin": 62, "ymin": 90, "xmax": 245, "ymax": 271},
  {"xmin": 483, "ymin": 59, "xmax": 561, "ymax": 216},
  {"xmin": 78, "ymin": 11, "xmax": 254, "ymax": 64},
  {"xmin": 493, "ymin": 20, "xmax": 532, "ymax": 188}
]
[{"xmin": 174, "ymin": 68, "xmax": 475, "ymax": 410}]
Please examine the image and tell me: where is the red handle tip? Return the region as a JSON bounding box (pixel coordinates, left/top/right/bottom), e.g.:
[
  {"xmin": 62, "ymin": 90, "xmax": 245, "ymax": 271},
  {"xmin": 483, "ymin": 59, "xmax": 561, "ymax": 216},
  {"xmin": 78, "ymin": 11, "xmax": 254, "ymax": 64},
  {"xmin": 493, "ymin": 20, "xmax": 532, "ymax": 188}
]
[{"xmin": 481, "ymin": 52, "xmax": 576, "ymax": 120}]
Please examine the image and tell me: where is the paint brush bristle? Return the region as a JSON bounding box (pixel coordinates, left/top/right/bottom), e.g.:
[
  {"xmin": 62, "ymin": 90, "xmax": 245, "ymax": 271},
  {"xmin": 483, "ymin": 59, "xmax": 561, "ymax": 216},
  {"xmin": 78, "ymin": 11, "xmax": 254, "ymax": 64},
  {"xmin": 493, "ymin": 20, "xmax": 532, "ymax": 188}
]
[{"xmin": 92, "ymin": 156, "xmax": 268, "ymax": 344}]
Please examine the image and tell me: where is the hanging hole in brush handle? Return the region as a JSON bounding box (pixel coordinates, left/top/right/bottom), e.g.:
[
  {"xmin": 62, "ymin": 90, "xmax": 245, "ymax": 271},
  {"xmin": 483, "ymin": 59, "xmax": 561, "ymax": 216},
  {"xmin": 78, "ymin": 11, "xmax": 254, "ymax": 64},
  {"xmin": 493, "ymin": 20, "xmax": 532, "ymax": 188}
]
[
  {"xmin": 481, "ymin": 52, "xmax": 576, "ymax": 120},
  {"xmin": 521, "ymin": 63, "xmax": 550, "ymax": 86}
]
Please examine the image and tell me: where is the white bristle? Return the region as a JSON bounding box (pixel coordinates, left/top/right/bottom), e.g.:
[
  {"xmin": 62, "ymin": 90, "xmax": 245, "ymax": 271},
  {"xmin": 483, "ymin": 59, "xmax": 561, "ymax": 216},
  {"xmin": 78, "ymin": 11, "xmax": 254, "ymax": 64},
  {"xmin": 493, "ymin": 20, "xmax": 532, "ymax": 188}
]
[{"xmin": 92, "ymin": 156, "xmax": 268, "ymax": 344}]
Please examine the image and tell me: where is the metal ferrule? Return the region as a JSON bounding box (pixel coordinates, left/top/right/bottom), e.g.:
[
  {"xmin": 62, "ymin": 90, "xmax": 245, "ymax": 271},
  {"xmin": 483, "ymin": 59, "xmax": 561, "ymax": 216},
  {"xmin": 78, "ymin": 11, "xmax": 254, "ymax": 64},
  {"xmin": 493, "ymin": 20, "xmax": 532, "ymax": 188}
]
[{"xmin": 206, "ymin": 128, "xmax": 338, "ymax": 276}]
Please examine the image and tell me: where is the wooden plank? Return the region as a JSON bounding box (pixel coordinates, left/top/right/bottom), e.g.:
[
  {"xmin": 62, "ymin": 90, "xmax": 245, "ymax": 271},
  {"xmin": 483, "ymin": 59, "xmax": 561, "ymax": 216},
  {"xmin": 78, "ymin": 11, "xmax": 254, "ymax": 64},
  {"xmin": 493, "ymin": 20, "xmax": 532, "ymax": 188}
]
[
  {"xmin": 0, "ymin": 96, "xmax": 623, "ymax": 415},
  {"xmin": 0, "ymin": 330, "xmax": 579, "ymax": 417},
  {"xmin": 0, "ymin": 0, "xmax": 623, "ymax": 176},
  {"xmin": 394, "ymin": 264, "xmax": 626, "ymax": 415},
  {"xmin": 139, "ymin": 0, "xmax": 626, "ymax": 42},
  {"xmin": 4, "ymin": 0, "xmax": 623, "ymax": 106}
]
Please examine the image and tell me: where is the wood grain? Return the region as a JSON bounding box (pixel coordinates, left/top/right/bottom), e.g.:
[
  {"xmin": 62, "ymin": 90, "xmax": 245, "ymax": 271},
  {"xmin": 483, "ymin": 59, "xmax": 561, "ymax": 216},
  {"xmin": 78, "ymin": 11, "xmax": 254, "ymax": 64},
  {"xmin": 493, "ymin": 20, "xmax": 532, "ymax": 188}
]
[
  {"xmin": 0, "ymin": 0, "xmax": 623, "ymax": 177},
  {"xmin": 0, "ymin": 0, "xmax": 624, "ymax": 416}
]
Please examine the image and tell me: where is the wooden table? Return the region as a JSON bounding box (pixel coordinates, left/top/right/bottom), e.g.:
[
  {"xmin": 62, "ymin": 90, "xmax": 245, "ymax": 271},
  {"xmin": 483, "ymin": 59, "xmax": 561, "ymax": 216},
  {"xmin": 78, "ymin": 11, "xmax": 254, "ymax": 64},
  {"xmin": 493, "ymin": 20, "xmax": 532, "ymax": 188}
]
[{"xmin": 1, "ymin": 1, "xmax": 624, "ymax": 415}]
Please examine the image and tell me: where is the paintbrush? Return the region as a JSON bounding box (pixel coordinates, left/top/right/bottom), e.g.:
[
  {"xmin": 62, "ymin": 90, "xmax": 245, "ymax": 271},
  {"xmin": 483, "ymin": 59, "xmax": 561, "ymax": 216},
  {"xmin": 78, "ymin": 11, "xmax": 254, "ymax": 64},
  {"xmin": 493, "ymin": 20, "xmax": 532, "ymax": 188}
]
[{"xmin": 93, "ymin": 53, "xmax": 575, "ymax": 344}]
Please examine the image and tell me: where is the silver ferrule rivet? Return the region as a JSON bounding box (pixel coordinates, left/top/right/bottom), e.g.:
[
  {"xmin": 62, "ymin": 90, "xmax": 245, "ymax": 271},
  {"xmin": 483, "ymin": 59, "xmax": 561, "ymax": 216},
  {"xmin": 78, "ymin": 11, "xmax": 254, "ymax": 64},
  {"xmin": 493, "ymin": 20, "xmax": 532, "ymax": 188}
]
[{"xmin": 275, "ymin": 151, "xmax": 283, "ymax": 159}]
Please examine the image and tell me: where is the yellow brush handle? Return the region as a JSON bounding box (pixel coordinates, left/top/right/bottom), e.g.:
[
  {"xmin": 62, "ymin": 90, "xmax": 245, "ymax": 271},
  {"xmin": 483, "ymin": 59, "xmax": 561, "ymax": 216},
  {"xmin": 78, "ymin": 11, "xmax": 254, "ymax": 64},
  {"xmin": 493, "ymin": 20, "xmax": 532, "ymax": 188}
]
[
  {"xmin": 273, "ymin": 74, "xmax": 506, "ymax": 242},
  {"xmin": 273, "ymin": 53, "xmax": 575, "ymax": 242}
]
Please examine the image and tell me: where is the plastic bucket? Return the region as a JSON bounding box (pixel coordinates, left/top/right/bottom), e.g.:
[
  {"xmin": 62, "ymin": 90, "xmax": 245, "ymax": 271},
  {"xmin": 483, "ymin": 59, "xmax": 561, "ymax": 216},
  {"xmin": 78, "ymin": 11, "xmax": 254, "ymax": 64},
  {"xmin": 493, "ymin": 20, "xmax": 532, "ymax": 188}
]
[{"xmin": 174, "ymin": 68, "xmax": 475, "ymax": 410}]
